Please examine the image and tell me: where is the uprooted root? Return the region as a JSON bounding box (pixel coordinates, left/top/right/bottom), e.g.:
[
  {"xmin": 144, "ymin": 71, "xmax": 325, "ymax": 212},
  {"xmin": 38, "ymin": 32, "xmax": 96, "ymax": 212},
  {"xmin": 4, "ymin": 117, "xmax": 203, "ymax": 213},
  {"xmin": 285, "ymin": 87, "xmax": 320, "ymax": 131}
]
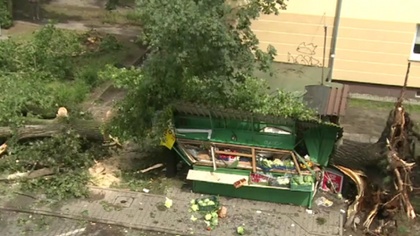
[{"xmin": 339, "ymin": 105, "xmax": 417, "ymax": 234}]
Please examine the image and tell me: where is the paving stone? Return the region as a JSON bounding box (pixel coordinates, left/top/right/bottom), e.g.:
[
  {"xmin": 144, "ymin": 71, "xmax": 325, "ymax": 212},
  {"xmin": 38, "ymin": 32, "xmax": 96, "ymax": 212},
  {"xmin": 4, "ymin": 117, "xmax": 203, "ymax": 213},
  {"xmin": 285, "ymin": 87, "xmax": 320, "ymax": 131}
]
[{"xmin": 0, "ymin": 186, "xmax": 341, "ymax": 235}]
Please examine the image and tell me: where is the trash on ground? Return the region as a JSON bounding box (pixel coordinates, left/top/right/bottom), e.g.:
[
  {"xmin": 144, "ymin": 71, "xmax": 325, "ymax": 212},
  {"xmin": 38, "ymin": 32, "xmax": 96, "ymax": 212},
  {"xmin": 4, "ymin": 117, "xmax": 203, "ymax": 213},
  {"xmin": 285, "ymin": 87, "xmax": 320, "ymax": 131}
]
[
  {"xmin": 189, "ymin": 195, "xmax": 223, "ymax": 230},
  {"xmin": 306, "ymin": 209, "xmax": 313, "ymax": 214},
  {"xmin": 142, "ymin": 188, "xmax": 150, "ymax": 193},
  {"xmin": 164, "ymin": 197, "xmax": 173, "ymax": 208},
  {"xmin": 256, "ymin": 210, "xmax": 262, "ymax": 214},
  {"xmin": 315, "ymin": 196, "xmax": 333, "ymax": 207},
  {"xmin": 218, "ymin": 206, "xmax": 227, "ymax": 218},
  {"xmin": 237, "ymin": 226, "xmax": 245, "ymax": 235}
]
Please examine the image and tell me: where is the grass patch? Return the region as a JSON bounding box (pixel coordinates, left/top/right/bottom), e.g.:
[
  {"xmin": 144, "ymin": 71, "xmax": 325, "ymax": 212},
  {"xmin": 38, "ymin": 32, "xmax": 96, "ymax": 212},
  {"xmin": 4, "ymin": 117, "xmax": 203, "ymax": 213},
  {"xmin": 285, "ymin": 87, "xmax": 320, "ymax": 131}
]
[{"xmin": 349, "ymin": 98, "xmax": 420, "ymax": 113}]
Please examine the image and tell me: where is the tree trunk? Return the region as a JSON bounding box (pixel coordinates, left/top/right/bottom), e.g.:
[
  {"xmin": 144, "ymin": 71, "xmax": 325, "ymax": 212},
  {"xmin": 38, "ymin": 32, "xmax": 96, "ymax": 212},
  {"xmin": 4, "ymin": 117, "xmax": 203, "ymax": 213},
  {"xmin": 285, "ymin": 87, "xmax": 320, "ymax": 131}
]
[
  {"xmin": 0, "ymin": 118, "xmax": 103, "ymax": 141},
  {"xmin": 330, "ymin": 140, "xmax": 384, "ymax": 171}
]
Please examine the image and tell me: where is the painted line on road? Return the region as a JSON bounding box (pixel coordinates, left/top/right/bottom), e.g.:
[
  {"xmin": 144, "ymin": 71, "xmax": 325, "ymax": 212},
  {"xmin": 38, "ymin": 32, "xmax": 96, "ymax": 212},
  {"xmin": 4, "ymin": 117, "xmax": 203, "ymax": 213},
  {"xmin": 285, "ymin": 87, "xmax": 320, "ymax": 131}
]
[{"xmin": 55, "ymin": 227, "xmax": 86, "ymax": 236}]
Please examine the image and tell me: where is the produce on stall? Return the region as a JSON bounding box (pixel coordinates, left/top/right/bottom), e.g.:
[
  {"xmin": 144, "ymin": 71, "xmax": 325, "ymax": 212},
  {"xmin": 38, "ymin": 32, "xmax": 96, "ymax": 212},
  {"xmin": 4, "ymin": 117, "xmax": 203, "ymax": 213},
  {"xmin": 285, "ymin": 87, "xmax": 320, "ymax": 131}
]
[{"xmin": 169, "ymin": 103, "xmax": 341, "ymax": 208}]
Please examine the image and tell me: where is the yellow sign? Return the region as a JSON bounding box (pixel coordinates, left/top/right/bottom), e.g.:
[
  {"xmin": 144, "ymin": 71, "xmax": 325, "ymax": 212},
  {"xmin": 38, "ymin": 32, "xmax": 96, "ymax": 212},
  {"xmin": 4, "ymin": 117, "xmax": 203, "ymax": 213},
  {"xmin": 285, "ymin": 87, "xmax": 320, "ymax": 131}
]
[{"xmin": 161, "ymin": 129, "xmax": 176, "ymax": 149}]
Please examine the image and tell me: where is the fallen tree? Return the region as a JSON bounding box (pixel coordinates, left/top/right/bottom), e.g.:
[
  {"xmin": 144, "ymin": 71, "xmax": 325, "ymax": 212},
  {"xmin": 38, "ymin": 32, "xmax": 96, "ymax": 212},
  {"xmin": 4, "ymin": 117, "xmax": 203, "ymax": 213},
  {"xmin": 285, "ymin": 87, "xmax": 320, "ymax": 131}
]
[
  {"xmin": 0, "ymin": 117, "xmax": 103, "ymax": 142},
  {"xmin": 330, "ymin": 70, "xmax": 420, "ymax": 234}
]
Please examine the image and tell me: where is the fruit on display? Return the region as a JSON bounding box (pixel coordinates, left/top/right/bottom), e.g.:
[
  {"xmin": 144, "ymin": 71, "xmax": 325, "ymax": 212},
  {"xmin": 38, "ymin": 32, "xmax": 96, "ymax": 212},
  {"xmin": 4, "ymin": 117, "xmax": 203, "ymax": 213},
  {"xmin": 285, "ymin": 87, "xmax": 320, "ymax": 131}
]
[
  {"xmin": 259, "ymin": 158, "xmax": 273, "ymax": 169},
  {"xmin": 299, "ymin": 160, "xmax": 314, "ymax": 169},
  {"xmin": 291, "ymin": 175, "xmax": 314, "ymax": 186},
  {"xmin": 276, "ymin": 176, "xmax": 290, "ymax": 185},
  {"xmin": 258, "ymin": 158, "xmax": 295, "ymax": 169}
]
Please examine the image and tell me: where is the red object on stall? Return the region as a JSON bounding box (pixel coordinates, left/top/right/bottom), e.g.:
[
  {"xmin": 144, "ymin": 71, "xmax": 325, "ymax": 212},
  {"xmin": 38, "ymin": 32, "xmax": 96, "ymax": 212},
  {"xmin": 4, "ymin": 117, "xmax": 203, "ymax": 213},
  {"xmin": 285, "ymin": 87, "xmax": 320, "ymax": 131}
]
[{"xmin": 321, "ymin": 168, "xmax": 344, "ymax": 194}]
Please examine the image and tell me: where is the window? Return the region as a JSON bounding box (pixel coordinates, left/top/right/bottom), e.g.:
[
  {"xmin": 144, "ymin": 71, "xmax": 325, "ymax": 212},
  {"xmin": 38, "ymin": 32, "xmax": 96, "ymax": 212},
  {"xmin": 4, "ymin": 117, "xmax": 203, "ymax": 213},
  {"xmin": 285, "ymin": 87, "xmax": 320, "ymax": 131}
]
[{"xmin": 410, "ymin": 24, "xmax": 420, "ymax": 61}]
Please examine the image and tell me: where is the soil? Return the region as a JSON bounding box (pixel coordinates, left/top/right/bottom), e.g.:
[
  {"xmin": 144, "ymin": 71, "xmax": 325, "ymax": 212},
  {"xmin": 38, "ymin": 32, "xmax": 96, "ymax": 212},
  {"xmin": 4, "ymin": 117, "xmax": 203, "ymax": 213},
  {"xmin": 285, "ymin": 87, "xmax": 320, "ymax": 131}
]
[{"xmin": 341, "ymin": 101, "xmax": 420, "ymax": 138}]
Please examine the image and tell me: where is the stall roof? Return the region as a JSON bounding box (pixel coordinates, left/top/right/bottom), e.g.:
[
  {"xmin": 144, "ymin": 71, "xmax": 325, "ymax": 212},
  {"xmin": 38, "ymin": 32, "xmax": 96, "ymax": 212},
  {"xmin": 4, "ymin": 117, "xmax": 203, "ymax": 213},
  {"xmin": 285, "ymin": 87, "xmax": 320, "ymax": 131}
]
[{"xmin": 173, "ymin": 103, "xmax": 296, "ymax": 126}]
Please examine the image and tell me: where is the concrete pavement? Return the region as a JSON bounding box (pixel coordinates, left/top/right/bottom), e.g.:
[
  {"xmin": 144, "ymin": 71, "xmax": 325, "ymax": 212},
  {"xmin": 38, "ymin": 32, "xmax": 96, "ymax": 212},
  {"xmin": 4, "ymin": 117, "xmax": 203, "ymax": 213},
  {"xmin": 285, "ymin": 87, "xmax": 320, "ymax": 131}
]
[
  {"xmin": 0, "ymin": 210, "xmax": 174, "ymax": 236},
  {"xmin": 0, "ymin": 186, "xmax": 343, "ymax": 236}
]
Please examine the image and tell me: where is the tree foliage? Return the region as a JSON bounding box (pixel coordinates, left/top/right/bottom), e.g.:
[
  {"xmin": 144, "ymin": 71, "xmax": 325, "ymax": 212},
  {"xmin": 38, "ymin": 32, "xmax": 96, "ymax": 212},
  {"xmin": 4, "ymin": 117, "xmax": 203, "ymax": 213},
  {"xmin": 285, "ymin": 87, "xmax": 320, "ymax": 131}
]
[
  {"xmin": 0, "ymin": 24, "xmax": 122, "ymax": 199},
  {"xmin": 0, "ymin": 131, "xmax": 108, "ymax": 200},
  {"xmin": 0, "ymin": 24, "xmax": 122, "ymax": 127},
  {"xmin": 103, "ymin": 0, "xmax": 316, "ymax": 144},
  {"xmin": 0, "ymin": 0, "xmax": 12, "ymax": 29}
]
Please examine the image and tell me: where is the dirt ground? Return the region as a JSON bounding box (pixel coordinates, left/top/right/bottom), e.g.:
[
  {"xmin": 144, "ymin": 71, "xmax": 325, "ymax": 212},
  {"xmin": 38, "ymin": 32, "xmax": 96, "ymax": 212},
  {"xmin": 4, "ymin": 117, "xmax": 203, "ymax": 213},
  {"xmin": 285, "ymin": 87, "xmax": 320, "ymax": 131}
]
[{"xmin": 341, "ymin": 100, "xmax": 420, "ymax": 138}]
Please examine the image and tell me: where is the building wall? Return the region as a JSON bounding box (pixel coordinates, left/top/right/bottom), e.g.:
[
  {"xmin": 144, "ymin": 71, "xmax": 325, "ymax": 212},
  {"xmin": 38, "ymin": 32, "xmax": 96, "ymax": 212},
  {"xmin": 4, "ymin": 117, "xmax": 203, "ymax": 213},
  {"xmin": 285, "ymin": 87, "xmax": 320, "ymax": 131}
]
[
  {"xmin": 251, "ymin": 0, "xmax": 420, "ymax": 89},
  {"xmin": 251, "ymin": 1, "xmax": 336, "ymax": 68},
  {"xmin": 335, "ymin": 0, "xmax": 420, "ymax": 87}
]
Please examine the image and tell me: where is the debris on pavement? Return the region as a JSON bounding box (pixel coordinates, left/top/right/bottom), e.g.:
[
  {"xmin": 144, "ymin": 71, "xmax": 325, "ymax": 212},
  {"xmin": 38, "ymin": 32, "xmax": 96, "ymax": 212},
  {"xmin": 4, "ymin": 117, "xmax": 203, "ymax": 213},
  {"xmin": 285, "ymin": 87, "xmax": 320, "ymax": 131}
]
[
  {"xmin": 237, "ymin": 226, "xmax": 245, "ymax": 235},
  {"xmin": 164, "ymin": 197, "xmax": 173, "ymax": 208},
  {"xmin": 142, "ymin": 188, "xmax": 150, "ymax": 193},
  {"xmin": 189, "ymin": 195, "xmax": 224, "ymax": 230},
  {"xmin": 218, "ymin": 206, "xmax": 227, "ymax": 218},
  {"xmin": 315, "ymin": 196, "xmax": 333, "ymax": 207},
  {"xmin": 88, "ymin": 161, "xmax": 120, "ymax": 188}
]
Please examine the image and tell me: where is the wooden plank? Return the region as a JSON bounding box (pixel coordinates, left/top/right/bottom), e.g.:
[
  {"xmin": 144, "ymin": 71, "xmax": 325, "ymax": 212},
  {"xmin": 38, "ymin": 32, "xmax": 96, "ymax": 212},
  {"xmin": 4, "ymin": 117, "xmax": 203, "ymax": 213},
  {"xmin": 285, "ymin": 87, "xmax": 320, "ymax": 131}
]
[
  {"xmin": 211, "ymin": 142, "xmax": 290, "ymax": 154},
  {"xmin": 291, "ymin": 152, "xmax": 302, "ymax": 175},
  {"xmin": 214, "ymin": 150, "xmax": 253, "ymax": 158},
  {"xmin": 252, "ymin": 147, "xmax": 256, "ymax": 173},
  {"xmin": 187, "ymin": 170, "xmax": 249, "ymax": 185},
  {"xmin": 195, "ymin": 160, "xmax": 253, "ymax": 170}
]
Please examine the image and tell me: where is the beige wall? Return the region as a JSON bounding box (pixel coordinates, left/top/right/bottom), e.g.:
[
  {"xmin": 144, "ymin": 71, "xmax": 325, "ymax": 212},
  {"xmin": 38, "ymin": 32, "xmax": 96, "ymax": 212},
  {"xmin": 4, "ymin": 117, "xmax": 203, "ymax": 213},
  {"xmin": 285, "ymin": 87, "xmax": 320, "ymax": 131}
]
[
  {"xmin": 251, "ymin": 0, "xmax": 420, "ymax": 88},
  {"xmin": 252, "ymin": 0, "xmax": 336, "ymax": 67},
  {"xmin": 333, "ymin": 18, "xmax": 417, "ymax": 86},
  {"xmin": 334, "ymin": 0, "xmax": 420, "ymax": 87}
]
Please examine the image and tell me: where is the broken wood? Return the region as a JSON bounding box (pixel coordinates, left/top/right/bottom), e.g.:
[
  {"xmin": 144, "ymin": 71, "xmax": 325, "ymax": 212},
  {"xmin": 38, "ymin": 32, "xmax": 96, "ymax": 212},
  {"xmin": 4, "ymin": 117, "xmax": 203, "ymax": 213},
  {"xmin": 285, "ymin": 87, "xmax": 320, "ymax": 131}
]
[
  {"xmin": 0, "ymin": 143, "xmax": 6, "ymax": 156},
  {"xmin": 331, "ymin": 64, "xmax": 419, "ymax": 234},
  {"xmin": 140, "ymin": 163, "xmax": 164, "ymax": 173},
  {"xmin": 0, "ymin": 118, "xmax": 103, "ymax": 141},
  {"xmin": 1, "ymin": 168, "xmax": 55, "ymax": 181}
]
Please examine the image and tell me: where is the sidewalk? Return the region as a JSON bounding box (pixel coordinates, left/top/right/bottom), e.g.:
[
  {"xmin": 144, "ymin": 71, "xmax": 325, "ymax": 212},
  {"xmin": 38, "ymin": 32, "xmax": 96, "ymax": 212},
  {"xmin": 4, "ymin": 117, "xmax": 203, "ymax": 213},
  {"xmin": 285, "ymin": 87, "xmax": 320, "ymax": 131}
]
[
  {"xmin": 7, "ymin": 20, "xmax": 141, "ymax": 37},
  {"xmin": 0, "ymin": 186, "xmax": 342, "ymax": 236}
]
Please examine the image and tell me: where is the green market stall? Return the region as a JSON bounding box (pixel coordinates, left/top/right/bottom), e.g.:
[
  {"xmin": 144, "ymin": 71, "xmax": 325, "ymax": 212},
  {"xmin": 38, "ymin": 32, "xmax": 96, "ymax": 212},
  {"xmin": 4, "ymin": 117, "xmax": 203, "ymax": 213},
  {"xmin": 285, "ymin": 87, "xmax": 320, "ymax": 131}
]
[{"xmin": 169, "ymin": 103, "xmax": 341, "ymax": 208}]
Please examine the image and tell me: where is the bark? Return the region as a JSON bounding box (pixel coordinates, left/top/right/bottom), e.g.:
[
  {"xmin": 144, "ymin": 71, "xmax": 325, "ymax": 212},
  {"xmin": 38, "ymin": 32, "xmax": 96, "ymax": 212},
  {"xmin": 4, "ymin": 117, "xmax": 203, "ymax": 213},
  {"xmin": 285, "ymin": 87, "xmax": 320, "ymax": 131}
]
[
  {"xmin": 331, "ymin": 107, "xmax": 418, "ymax": 234},
  {"xmin": 330, "ymin": 140, "xmax": 385, "ymax": 171},
  {"xmin": 0, "ymin": 168, "xmax": 55, "ymax": 182},
  {"xmin": 0, "ymin": 118, "xmax": 103, "ymax": 141}
]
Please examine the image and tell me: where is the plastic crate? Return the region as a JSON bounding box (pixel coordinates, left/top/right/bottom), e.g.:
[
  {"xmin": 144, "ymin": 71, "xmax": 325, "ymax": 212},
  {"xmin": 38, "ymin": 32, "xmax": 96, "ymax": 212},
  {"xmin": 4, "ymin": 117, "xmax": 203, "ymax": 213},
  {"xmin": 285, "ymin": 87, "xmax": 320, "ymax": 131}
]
[
  {"xmin": 194, "ymin": 196, "xmax": 220, "ymax": 212},
  {"xmin": 290, "ymin": 183, "xmax": 313, "ymax": 191}
]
